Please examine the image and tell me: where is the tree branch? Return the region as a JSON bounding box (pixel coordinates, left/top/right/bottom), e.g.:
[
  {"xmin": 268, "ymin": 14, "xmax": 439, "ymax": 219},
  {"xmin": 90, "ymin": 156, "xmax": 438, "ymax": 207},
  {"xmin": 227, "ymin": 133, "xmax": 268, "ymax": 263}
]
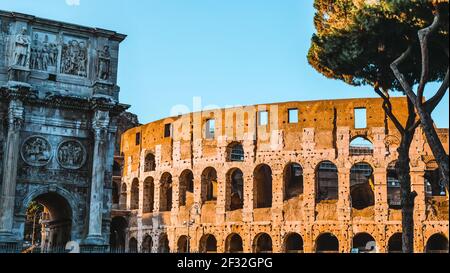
[
  {"xmin": 417, "ymin": 10, "xmax": 441, "ymax": 103},
  {"xmin": 391, "ymin": 45, "xmax": 421, "ymax": 106},
  {"xmin": 424, "ymin": 69, "xmax": 449, "ymax": 114},
  {"xmin": 374, "ymin": 87, "xmax": 405, "ymax": 134}
]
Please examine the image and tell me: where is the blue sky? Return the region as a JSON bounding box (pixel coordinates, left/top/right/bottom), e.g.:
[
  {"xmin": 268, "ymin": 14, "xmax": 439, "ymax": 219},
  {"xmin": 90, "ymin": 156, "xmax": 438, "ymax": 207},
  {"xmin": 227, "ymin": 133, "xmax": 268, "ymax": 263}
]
[{"xmin": 1, "ymin": 0, "xmax": 448, "ymax": 127}]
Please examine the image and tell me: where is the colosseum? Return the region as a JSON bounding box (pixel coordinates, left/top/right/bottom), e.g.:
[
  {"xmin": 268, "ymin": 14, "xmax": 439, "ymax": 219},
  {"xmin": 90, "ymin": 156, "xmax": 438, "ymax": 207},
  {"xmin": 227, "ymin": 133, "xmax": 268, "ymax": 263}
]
[{"xmin": 113, "ymin": 97, "xmax": 449, "ymax": 254}]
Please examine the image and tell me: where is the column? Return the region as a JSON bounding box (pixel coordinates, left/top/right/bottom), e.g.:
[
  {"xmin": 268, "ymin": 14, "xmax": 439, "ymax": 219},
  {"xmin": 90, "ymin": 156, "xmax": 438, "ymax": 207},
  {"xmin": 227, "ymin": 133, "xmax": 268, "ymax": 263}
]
[
  {"xmin": 374, "ymin": 169, "xmax": 388, "ymax": 223},
  {"xmin": 216, "ymin": 171, "xmax": 226, "ymax": 225},
  {"xmin": 85, "ymin": 110, "xmax": 110, "ymax": 244},
  {"xmin": 0, "ymin": 98, "xmax": 24, "ymax": 240},
  {"xmin": 411, "ymin": 169, "xmax": 426, "ymax": 253},
  {"xmin": 271, "ymin": 172, "xmax": 284, "ymax": 223},
  {"xmin": 243, "ymin": 173, "xmax": 254, "ymax": 222},
  {"xmin": 338, "ymin": 168, "xmax": 351, "ymax": 222},
  {"xmin": 302, "ymin": 170, "xmax": 316, "ymax": 223}
]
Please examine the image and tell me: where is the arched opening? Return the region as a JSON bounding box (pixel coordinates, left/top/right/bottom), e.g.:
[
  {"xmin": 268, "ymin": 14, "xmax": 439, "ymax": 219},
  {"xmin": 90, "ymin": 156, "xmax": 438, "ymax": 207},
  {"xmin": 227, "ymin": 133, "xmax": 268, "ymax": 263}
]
[
  {"xmin": 177, "ymin": 235, "xmax": 189, "ymax": 253},
  {"xmin": 143, "ymin": 177, "xmax": 154, "ymax": 213},
  {"xmin": 425, "ymin": 161, "xmax": 446, "ymax": 197},
  {"xmin": 112, "ymin": 181, "xmax": 120, "ymax": 205},
  {"xmin": 349, "ymin": 137, "xmax": 374, "ymax": 156},
  {"xmin": 129, "ymin": 237, "xmax": 138, "ymax": 253},
  {"xmin": 350, "ymin": 163, "xmax": 375, "ymax": 210},
  {"xmin": 225, "ymin": 233, "xmax": 243, "ymax": 253},
  {"xmin": 426, "ymin": 234, "xmax": 449, "ymax": 253},
  {"xmin": 113, "ymin": 160, "xmax": 122, "ymax": 177},
  {"xmin": 158, "ymin": 233, "xmax": 170, "ymax": 253},
  {"xmin": 179, "ymin": 170, "xmax": 194, "ymax": 207},
  {"xmin": 160, "ymin": 173, "xmax": 173, "ymax": 212},
  {"xmin": 130, "ymin": 179, "xmax": 140, "ymax": 210},
  {"xmin": 284, "ymin": 163, "xmax": 304, "ymax": 201},
  {"xmin": 110, "ymin": 216, "xmax": 127, "ymax": 252},
  {"xmin": 352, "ymin": 233, "xmax": 376, "ymax": 253},
  {"xmin": 227, "ymin": 142, "xmax": 245, "ymax": 162},
  {"xmin": 23, "ymin": 192, "xmax": 73, "ymax": 252},
  {"xmin": 387, "ymin": 162, "xmax": 401, "ymax": 210},
  {"xmin": 285, "ymin": 233, "xmax": 304, "ymax": 253},
  {"xmin": 201, "ymin": 167, "xmax": 218, "ymax": 203},
  {"xmin": 226, "ymin": 168, "xmax": 244, "ymax": 211},
  {"xmin": 316, "ymin": 161, "xmax": 338, "ymax": 202},
  {"xmin": 315, "ymin": 233, "xmax": 339, "ymax": 253},
  {"xmin": 253, "ymin": 233, "xmax": 273, "ymax": 253},
  {"xmin": 119, "ymin": 183, "xmax": 127, "ymax": 210},
  {"xmin": 200, "ymin": 234, "xmax": 217, "ymax": 253},
  {"xmin": 142, "ymin": 235, "xmax": 153, "ymax": 253},
  {"xmin": 388, "ymin": 233, "xmax": 403, "ymax": 253},
  {"xmin": 254, "ymin": 164, "xmax": 273, "ymax": 209},
  {"xmin": 144, "ymin": 153, "xmax": 156, "ymax": 172}
]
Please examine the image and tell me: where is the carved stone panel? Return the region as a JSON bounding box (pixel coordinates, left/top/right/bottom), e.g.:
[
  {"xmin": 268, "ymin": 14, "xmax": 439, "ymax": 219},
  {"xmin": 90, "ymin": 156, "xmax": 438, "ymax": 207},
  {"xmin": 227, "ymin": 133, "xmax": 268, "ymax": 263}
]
[
  {"xmin": 57, "ymin": 140, "xmax": 87, "ymax": 170},
  {"xmin": 20, "ymin": 136, "xmax": 52, "ymax": 167},
  {"xmin": 30, "ymin": 30, "xmax": 58, "ymax": 73},
  {"xmin": 60, "ymin": 36, "xmax": 88, "ymax": 77},
  {"xmin": 97, "ymin": 45, "xmax": 111, "ymax": 81}
]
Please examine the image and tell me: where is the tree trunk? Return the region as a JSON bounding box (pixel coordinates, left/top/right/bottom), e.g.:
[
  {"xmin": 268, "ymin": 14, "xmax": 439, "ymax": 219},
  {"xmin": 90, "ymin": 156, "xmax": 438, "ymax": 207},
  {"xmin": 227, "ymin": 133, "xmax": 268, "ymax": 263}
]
[
  {"xmin": 415, "ymin": 102, "xmax": 449, "ymax": 193},
  {"xmin": 397, "ymin": 131, "xmax": 417, "ymax": 253}
]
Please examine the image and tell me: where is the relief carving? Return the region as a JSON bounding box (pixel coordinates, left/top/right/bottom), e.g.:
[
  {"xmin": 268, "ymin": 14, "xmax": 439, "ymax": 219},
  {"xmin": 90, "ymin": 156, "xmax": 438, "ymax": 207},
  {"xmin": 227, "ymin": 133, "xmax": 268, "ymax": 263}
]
[
  {"xmin": 21, "ymin": 136, "xmax": 52, "ymax": 167},
  {"xmin": 57, "ymin": 140, "xmax": 87, "ymax": 170},
  {"xmin": 30, "ymin": 31, "xmax": 58, "ymax": 72},
  {"xmin": 12, "ymin": 27, "xmax": 31, "ymax": 68},
  {"xmin": 97, "ymin": 45, "xmax": 111, "ymax": 81},
  {"xmin": 61, "ymin": 37, "xmax": 88, "ymax": 77}
]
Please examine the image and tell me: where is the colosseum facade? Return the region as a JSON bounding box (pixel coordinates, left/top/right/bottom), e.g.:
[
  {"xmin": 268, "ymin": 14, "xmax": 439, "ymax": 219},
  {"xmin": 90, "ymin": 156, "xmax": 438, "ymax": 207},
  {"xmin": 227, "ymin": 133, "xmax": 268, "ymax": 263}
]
[{"xmin": 114, "ymin": 97, "xmax": 449, "ymax": 254}]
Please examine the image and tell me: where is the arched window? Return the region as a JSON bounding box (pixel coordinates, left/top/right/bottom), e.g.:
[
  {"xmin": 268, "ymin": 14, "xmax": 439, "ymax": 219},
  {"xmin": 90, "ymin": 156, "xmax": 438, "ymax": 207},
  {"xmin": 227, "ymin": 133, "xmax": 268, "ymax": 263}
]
[
  {"xmin": 350, "ymin": 163, "xmax": 375, "ymax": 210},
  {"xmin": 284, "ymin": 163, "xmax": 304, "ymax": 201},
  {"xmin": 200, "ymin": 234, "xmax": 217, "ymax": 253},
  {"xmin": 130, "ymin": 179, "xmax": 139, "ymax": 210},
  {"xmin": 142, "ymin": 235, "xmax": 153, "ymax": 253},
  {"xmin": 113, "ymin": 161, "xmax": 122, "ymax": 177},
  {"xmin": 119, "ymin": 183, "xmax": 127, "ymax": 210},
  {"xmin": 426, "ymin": 234, "xmax": 449, "ymax": 253},
  {"xmin": 160, "ymin": 173, "xmax": 173, "ymax": 212},
  {"xmin": 387, "ymin": 162, "xmax": 401, "ymax": 210},
  {"xmin": 352, "ymin": 233, "xmax": 376, "ymax": 253},
  {"xmin": 201, "ymin": 167, "xmax": 218, "ymax": 203},
  {"xmin": 225, "ymin": 233, "xmax": 243, "ymax": 253},
  {"xmin": 158, "ymin": 233, "xmax": 170, "ymax": 253},
  {"xmin": 179, "ymin": 170, "xmax": 194, "ymax": 207},
  {"xmin": 316, "ymin": 233, "xmax": 339, "ymax": 253},
  {"xmin": 129, "ymin": 237, "xmax": 138, "ymax": 253},
  {"xmin": 227, "ymin": 142, "xmax": 245, "ymax": 162},
  {"xmin": 110, "ymin": 216, "xmax": 127, "ymax": 252},
  {"xmin": 388, "ymin": 233, "xmax": 402, "ymax": 253},
  {"xmin": 350, "ymin": 137, "xmax": 374, "ymax": 156},
  {"xmin": 253, "ymin": 233, "xmax": 273, "ymax": 253},
  {"xmin": 177, "ymin": 236, "xmax": 189, "ymax": 253},
  {"xmin": 425, "ymin": 161, "xmax": 446, "ymax": 197},
  {"xmin": 226, "ymin": 168, "xmax": 244, "ymax": 211},
  {"xmin": 254, "ymin": 164, "xmax": 273, "ymax": 208},
  {"xmin": 316, "ymin": 161, "xmax": 338, "ymax": 202},
  {"xmin": 144, "ymin": 153, "xmax": 156, "ymax": 172},
  {"xmin": 285, "ymin": 233, "xmax": 304, "ymax": 253},
  {"xmin": 143, "ymin": 177, "xmax": 154, "ymax": 213},
  {"xmin": 112, "ymin": 182, "xmax": 120, "ymax": 205}
]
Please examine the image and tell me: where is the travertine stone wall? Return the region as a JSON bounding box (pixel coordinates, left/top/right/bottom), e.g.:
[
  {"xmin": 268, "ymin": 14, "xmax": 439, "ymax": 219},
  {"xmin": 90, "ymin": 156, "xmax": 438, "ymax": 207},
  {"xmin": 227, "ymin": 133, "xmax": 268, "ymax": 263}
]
[{"xmin": 118, "ymin": 97, "xmax": 449, "ymax": 253}]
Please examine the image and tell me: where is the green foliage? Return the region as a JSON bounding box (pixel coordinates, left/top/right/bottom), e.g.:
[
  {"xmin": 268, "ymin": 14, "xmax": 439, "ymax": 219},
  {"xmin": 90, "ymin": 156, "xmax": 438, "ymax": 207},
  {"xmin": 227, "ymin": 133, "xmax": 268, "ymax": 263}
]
[
  {"xmin": 26, "ymin": 202, "xmax": 44, "ymax": 221},
  {"xmin": 308, "ymin": 0, "xmax": 449, "ymax": 91}
]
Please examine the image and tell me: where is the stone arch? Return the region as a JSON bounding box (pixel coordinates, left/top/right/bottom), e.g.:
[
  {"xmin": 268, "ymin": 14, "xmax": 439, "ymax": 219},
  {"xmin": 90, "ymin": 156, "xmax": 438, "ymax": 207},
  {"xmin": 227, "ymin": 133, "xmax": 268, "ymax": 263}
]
[
  {"xmin": 225, "ymin": 233, "xmax": 243, "ymax": 253},
  {"xmin": 158, "ymin": 233, "xmax": 170, "ymax": 253},
  {"xmin": 284, "ymin": 162, "xmax": 304, "ymax": 201},
  {"xmin": 387, "ymin": 161, "xmax": 401, "ymax": 210},
  {"xmin": 253, "ymin": 233, "xmax": 273, "ymax": 253},
  {"xmin": 201, "ymin": 167, "xmax": 218, "ymax": 203},
  {"xmin": 119, "ymin": 183, "xmax": 127, "ymax": 210},
  {"xmin": 130, "ymin": 178, "xmax": 140, "ymax": 210},
  {"xmin": 315, "ymin": 233, "xmax": 339, "ymax": 253},
  {"xmin": 425, "ymin": 233, "xmax": 449, "ymax": 253},
  {"xmin": 160, "ymin": 173, "xmax": 173, "ymax": 212},
  {"xmin": 113, "ymin": 160, "xmax": 122, "ymax": 177},
  {"xmin": 352, "ymin": 233, "xmax": 377, "ymax": 253},
  {"xmin": 388, "ymin": 233, "xmax": 403, "ymax": 253},
  {"xmin": 142, "ymin": 234, "xmax": 153, "ymax": 253},
  {"xmin": 284, "ymin": 233, "xmax": 304, "ymax": 253},
  {"xmin": 21, "ymin": 185, "xmax": 79, "ymax": 244},
  {"xmin": 424, "ymin": 160, "xmax": 446, "ymax": 197},
  {"xmin": 199, "ymin": 234, "xmax": 218, "ymax": 253},
  {"xmin": 226, "ymin": 168, "xmax": 244, "ymax": 211},
  {"xmin": 253, "ymin": 164, "xmax": 273, "ymax": 209},
  {"xmin": 179, "ymin": 169, "xmax": 194, "ymax": 207},
  {"xmin": 129, "ymin": 237, "xmax": 138, "ymax": 253},
  {"xmin": 144, "ymin": 153, "xmax": 156, "ymax": 172},
  {"xmin": 143, "ymin": 177, "xmax": 154, "ymax": 213},
  {"xmin": 226, "ymin": 142, "xmax": 245, "ymax": 162},
  {"xmin": 177, "ymin": 235, "xmax": 189, "ymax": 253},
  {"xmin": 316, "ymin": 161, "xmax": 338, "ymax": 202},
  {"xmin": 110, "ymin": 216, "xmax": 128, "ymax": 252},
  {"xmin": 349, "ymin": 136, "xmax": 374, "ymax": 156},
  {"xmin": 350, "ymin": 162, "xmax": 375, "ymax": 210},
  {"xmin": 112, "ymin": 181, "xmax": 120, "ymax": 205}
]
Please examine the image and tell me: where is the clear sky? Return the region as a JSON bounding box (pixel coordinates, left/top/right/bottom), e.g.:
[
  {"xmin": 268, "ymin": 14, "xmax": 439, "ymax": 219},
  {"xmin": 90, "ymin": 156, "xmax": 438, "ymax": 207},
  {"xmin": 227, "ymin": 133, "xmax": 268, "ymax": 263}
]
[{"xmin": 1, "ymin": 0, "xmax": 448, "ymax": 127}]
